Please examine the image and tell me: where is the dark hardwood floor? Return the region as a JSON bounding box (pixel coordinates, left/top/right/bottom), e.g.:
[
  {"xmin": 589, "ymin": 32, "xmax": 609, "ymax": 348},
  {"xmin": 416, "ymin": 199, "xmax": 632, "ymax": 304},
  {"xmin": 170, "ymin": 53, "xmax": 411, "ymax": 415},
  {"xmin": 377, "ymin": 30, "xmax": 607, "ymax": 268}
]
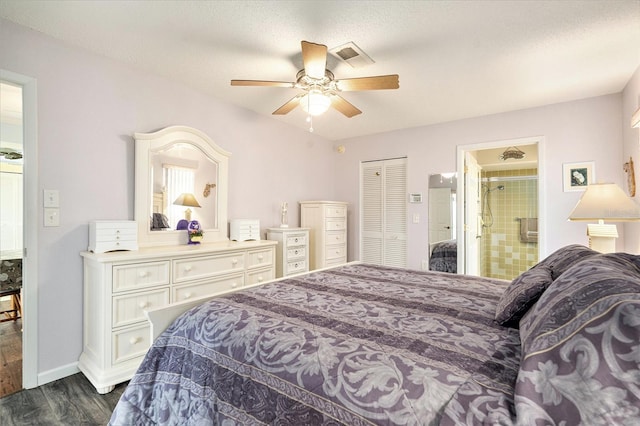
[
  {"xmin": 1, "ymin": 312, "xmax": 127, "ymax": 424},
  {"xmin": 0, "ymin": 373, "xmax": 127, "ymax": 425}
]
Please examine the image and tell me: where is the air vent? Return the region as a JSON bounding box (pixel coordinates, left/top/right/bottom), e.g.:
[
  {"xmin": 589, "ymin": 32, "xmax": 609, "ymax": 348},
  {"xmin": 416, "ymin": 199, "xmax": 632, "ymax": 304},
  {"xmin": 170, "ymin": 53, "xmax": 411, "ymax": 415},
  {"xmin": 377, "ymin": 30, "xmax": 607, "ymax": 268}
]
[{"xmin": 329, "ymin": 42, "xmax": 374, "ymax": 69}]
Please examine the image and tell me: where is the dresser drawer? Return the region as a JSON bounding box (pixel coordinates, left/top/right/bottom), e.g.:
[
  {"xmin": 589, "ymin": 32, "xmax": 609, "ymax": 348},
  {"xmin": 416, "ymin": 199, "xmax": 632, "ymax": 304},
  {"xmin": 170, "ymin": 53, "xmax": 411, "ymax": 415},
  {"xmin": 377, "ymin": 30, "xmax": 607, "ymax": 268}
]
[
  {"xmin": 325, "ymin": 244, "xmax": 346, "ymax": 261},
  {"xmin": 173, "ymin": 253, "xmax": 245, "ymax": 283},
  {"xmin": 326, "ymin": 219, "xmax": 346, "ymax": 231},
  {"xmin": 246, "ymin": 267, "xmax": 274, "ymax": 285},
  {"xmin": 286, "ymin": 234, "xmax": 307, "ymax": 246},
  {"xmin": 173, "ymin": 273, "xmax": 244, "ymax": 301},
  {"xmin": 113, "ymin": 261, "xmax": 170, "ymax": 293},
  {"xmin": 326, "ymin": 231, "xmax": 346, "ymax": 245},
  {"xmin": 112, "ymin": 288, "xmax": 170, "ymax": 328},
  {"xmin": 325, "ymin": 257, "xmax": 347, "ymax": 267},
  {"xmin": 246, "ymin": 248, "xmax": 273, "ymax": 269},
  {"xmin": 325, "ymin": 205, "xmax": 347, "ymax": 218},
  {"xmin": 112, "ymin": 324, "xmax": 151, "ymax": 365},
  {"xmin": 286, "ymin": 260, "xmax": 307, "ymax": 275},
  {"xmin": 286, "ymin": 247, "xmax": 306, "ymax": 260}
]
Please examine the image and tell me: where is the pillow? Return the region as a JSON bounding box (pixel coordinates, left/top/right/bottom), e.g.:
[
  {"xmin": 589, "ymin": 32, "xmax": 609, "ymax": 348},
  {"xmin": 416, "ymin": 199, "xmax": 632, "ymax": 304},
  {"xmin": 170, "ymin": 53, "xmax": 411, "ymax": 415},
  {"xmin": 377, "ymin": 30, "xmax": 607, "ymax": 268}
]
[
  {"xmin": 514, "ymin": 253, "xmax": 640, "ymax": 424},
  {"xmin": 495, "ymin": 264, "xmax": 552, "ymax": 328},
  {"xmin": 534, "ymin": 244, "xmax": 598, "ymax": 280}
]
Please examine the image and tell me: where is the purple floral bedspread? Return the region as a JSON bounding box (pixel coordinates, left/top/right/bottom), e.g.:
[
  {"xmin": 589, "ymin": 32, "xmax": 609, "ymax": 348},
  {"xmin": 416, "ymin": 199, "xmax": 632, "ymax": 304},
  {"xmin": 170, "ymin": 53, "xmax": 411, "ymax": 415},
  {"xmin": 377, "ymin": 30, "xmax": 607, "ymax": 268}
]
[{"xmin": 109, "ymin": 263, "xmax": 520, "ymax": 425}]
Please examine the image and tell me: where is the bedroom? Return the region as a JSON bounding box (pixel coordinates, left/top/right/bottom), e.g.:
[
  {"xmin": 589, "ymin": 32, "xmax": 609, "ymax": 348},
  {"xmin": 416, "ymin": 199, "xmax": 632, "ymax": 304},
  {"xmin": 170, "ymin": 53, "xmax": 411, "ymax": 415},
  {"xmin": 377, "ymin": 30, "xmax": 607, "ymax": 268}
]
[{"xmin": 0, "ymin": 0, "xmax": 639, "ymax": 423}]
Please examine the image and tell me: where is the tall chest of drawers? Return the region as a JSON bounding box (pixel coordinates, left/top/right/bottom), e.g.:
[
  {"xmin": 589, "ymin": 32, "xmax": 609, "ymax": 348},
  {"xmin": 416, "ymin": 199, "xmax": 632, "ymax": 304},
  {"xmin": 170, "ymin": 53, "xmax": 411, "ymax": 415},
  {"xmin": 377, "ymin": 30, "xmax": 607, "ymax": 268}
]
[
  {"xmin": 79, "ymin": 240, "xmax": 276, "ymax": 393},
  {"xmin": 300, "ymin": 201, "xmax": 348, "ymax": 270},
  {"xmin": 266, "ymin": 227, "xmax": 310, "ymax": 277}
]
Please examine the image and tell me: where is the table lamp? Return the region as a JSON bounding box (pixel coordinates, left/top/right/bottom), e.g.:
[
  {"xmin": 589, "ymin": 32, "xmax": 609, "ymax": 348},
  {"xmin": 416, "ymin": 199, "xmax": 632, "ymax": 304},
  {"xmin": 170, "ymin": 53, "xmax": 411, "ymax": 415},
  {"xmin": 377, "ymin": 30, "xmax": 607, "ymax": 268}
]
[
  {"xmin": 173, "ymin": 193, "xmax": 201, "ymax": 222},
  {"xmin": 568, "ymin": 183, "xmax": 640, "ymax": 253}
]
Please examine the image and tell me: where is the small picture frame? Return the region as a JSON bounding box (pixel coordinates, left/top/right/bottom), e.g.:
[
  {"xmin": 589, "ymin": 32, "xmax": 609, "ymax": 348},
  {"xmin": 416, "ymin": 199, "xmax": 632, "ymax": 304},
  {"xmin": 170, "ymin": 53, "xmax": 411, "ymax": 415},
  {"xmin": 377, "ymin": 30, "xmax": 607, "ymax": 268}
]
[
  {"xmin": 563, "ymin": 161, "xmax": 595, "ymax": 192},
  {"xmin": 409, "ymin": 193, "xmax": 423, "ymax": 203}
]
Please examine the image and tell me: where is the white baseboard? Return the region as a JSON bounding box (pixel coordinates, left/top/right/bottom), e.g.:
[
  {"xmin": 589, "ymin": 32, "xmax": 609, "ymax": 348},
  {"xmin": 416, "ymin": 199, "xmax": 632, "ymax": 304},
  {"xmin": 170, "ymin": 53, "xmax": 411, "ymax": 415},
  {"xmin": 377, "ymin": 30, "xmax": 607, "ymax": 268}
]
[{"xmin": 37, "ymin": 362, "xmax": 80, "ymax": 387}]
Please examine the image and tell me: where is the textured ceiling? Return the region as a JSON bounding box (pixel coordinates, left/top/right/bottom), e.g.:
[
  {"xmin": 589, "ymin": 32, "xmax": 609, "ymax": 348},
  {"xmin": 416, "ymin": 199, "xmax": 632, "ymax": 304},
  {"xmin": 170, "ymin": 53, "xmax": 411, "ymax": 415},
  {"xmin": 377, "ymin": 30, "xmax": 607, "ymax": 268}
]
[{"xmin": 1, "ymin": 0, "xmax": 638, "ymax": 141}]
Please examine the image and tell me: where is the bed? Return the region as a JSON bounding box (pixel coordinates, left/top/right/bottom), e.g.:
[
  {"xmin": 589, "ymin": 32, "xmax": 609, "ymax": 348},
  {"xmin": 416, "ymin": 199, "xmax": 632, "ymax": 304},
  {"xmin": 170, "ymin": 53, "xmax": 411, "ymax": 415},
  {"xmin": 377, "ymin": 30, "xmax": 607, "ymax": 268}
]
[
  {"xmin": 109, "ymin": 245, "xmax": 640, "ymax": 425},
  {"xmin": 429, "ymin": 239, "xmax": 457, "ymax": 273}
]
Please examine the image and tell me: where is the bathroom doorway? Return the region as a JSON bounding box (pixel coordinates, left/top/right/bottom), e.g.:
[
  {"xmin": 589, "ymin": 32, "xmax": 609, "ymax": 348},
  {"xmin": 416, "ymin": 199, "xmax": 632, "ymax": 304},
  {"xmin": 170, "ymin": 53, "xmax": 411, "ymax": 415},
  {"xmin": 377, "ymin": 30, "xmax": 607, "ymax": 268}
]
[{"xmin": 457, "ymin": 137, "xmax": 545, "ymax": 279}]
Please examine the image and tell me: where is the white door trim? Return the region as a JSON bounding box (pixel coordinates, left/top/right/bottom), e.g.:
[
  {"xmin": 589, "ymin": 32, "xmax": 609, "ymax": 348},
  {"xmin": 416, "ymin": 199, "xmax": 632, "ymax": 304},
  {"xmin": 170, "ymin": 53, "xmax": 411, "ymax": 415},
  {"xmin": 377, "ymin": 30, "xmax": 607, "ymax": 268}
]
[
  {"xmin": 1, "ymin": 69, "xmax": 38, "ymax": 389},
  {"xmin": 457, "ymin": 136, "xmax": 546, "ymax": 275}
]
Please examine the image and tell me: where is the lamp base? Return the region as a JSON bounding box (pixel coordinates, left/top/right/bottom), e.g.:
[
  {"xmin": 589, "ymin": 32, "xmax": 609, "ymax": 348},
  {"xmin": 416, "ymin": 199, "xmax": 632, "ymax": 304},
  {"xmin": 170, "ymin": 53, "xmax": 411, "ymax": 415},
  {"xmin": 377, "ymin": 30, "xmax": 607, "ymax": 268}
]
[{"xmin": 587, "ymin": 223, "xmax": 618, "ymax": 253}]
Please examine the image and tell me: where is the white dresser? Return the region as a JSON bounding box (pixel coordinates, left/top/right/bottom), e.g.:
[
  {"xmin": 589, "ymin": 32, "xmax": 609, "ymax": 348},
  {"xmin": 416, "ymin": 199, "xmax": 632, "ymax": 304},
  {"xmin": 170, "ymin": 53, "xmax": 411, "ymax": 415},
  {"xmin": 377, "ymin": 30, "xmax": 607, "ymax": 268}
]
[
  {"xmin": 266, "ymin": 227, "xmax": 310, "ymax": 277},
  {"xmin": 300, "ymin": 201, "xmax": 348, "ymax": 270},
  {"xmin": 79, "ymin": 240, "xmax": 276, "ymax": 393}
]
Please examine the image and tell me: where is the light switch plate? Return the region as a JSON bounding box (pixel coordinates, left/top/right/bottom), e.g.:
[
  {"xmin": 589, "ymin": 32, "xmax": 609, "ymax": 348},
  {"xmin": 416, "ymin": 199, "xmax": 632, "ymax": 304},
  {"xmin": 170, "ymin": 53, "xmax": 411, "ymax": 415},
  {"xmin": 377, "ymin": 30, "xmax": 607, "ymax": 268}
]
[
  {"xmin": 44, "ymin": 208, "xmax": 60, "ymax": 227},
  {"xmin": 44, "ymin": 189, "xmax": 60, "ymax": 208}
]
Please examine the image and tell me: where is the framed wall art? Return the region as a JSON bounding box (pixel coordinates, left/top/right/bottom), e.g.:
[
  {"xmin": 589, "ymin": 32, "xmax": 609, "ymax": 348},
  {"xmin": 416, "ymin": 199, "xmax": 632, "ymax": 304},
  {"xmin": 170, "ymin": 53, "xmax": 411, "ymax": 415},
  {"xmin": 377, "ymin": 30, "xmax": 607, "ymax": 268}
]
[{"xmin": 563, "ymin": 161, "xmax": 595, "ymax": 192}]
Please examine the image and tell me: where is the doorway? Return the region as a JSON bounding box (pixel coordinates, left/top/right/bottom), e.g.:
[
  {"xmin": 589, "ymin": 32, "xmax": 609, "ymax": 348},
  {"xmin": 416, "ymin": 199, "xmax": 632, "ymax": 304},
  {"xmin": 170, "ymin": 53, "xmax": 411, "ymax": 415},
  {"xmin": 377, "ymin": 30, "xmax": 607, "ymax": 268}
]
[
  {"xmin": 0, "ymin": 81, "xmax": 24, "ymax": 397},
  {"xmin": 457, "ymin": 137, "xmax": 545, "ymax": 278},
  {"xmin": 0, "ymin": 70, "xmax": 38, "ymax": 393}
]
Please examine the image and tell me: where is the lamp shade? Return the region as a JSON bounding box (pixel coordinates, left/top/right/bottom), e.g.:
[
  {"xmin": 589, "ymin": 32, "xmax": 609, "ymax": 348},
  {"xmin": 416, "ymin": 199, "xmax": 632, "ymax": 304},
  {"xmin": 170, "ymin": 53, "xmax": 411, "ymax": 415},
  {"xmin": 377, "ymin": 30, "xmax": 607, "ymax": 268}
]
[
  {"xmin": 300, "ymin": 90, "xmax": 331, "ymax": 116},
  {"xmin": 173, "ymin": 193, "xmax": 201, "ymax": 208},
  {"xmin": 568, "ymin": 183, "xmax": 640, "ymax": 221}
]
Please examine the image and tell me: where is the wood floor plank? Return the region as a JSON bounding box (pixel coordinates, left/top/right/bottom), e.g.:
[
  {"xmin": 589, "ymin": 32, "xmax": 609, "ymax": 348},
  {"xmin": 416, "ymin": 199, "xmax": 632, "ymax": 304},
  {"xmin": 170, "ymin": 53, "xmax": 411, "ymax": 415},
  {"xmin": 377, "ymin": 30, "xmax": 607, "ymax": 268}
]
[
  {"xmin": 0, "ymin": 373, "xmax": 126, "ymax": 425},
  {"xmin": 0, "ymin": 318, "xmax": 22, "ymax": 398}
]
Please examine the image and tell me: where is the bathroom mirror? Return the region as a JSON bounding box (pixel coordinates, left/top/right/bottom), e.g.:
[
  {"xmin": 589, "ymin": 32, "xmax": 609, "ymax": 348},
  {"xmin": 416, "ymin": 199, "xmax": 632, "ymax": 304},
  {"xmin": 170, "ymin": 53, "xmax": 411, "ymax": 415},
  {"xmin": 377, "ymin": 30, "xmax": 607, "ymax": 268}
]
[
  {"xmin": 134, "ymin": 126, "xmax": 230, "ymax": 247},
  {"xmin": 427, "ymin": 172, "xmax": 457, "ymax": 272}
]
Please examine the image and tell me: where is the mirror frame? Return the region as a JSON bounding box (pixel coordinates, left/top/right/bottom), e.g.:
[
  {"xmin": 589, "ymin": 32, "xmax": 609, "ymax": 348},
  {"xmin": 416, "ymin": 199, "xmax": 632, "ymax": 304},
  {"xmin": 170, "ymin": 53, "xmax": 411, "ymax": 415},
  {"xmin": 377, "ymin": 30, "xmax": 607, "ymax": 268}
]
[{"xmin": 134, "ymin": 126, "xmax": 231, "ymax": 247}]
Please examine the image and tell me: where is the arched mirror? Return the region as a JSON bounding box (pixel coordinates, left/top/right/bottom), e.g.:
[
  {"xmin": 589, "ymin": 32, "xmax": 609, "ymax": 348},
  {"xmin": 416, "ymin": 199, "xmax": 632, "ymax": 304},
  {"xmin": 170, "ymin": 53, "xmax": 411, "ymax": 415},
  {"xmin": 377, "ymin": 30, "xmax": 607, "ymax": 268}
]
[{"xmin": 134, "ymin": 126, "xmax": 230, "ymax": 247}]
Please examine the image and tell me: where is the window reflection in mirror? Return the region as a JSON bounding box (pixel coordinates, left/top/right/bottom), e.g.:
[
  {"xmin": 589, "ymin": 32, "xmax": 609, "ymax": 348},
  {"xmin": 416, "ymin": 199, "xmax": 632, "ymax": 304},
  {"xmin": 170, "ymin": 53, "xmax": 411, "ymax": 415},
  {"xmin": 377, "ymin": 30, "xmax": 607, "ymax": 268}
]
[
  {"xmin": 150, "ymin": 143, "xmax": 218, "ymax": 231},
  {"xmin": 428, "ymin": 173, "xmax": 457, "ymax": 273}
]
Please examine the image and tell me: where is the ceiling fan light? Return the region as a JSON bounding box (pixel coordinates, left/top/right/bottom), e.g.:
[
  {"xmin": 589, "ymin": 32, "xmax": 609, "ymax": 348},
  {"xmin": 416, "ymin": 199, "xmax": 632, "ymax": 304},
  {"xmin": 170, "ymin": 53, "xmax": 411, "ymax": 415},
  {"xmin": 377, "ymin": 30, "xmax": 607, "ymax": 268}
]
[{"xmin": 300, "ymin": 90, "xmax": 331, "ymax": 116}]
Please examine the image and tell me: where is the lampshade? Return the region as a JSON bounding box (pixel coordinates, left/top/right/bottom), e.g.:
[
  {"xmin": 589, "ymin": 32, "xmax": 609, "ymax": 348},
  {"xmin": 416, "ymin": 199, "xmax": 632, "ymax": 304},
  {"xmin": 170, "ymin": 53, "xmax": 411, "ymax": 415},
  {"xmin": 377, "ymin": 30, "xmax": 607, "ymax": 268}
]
[
  {"xmin": 568, "ymin": 183, "xmax": 640, "ymax": 221},
  {"xmin": 300, "ymin": 90, "xmax": 331, "ymax": 116},
  {"xmin": 173, "ymin": 193, "xmax": 201, "ymax": 208}
]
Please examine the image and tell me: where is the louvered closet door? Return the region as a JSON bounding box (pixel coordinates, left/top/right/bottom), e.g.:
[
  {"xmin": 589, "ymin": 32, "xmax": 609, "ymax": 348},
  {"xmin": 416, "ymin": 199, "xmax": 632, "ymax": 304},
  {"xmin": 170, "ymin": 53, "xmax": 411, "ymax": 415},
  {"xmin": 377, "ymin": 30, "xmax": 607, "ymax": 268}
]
[{"xmin": 360, "ymin": 158, "xmax": 407, "ymax": 267}]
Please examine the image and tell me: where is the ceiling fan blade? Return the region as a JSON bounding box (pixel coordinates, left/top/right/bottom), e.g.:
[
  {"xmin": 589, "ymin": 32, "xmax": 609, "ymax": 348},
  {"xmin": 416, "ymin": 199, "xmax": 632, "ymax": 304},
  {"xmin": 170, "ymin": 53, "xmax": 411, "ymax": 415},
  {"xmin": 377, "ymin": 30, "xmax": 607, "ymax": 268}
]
[
  {"xmin": 335, "ymin": 75, "xmax": 399, "ymax": 91},
  {"xmin": 272, "ymin": 94, "xmax": 304, "ymax": 115},
  {"xmin": 330, "ymin": 94, "xmax": 362, "ymax": 118},
  {"xmin": 301, "ymin": 41, "xmax": 327, "ymax": 80},
  {"xmin": 231, "ymin": 80, "xmax": 294, "ymax": 88}
]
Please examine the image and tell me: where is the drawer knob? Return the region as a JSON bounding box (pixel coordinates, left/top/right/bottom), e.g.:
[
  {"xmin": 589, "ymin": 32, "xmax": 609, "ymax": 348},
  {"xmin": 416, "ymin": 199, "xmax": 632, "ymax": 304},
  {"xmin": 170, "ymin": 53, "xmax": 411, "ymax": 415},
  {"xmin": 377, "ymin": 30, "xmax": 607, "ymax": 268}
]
[
  {"xmin": 294, "ymin": 238, "xmax": 299, "ymax": 243},
  {"xmin": 294, "ymin": 249, "xmax": 299, "ymax": 255},
  {"xmin": 129, "ymin": 337, "xmax": 142, "ymax": 345},
  {"xmin": 231, "ymin": 282, "xmax": 238, "ymax": 288},
  {"xmin": 138, "ymin": 301, "xmax": 149, "ymax": 309},
  {"xmin": 257, "ymin": 276, "xmax": 263, "ymax": 282},
  {"xmin": 138, "ymin": 271, "xmax": 149, "ymax": 278},
  {"xmin": 184, "ymin": 265, "xmax": 192, "ymax": 272},
  {"xmin": 183, "ymin": 292, "xmax": 192, "ymax": 299},
  {"xmin": 258, "ymin": 254, "xmax": 264, "ymax": 260},
  {"xmin": 232, "ymin": 259, "xmax": 238, "ymax": 265}
]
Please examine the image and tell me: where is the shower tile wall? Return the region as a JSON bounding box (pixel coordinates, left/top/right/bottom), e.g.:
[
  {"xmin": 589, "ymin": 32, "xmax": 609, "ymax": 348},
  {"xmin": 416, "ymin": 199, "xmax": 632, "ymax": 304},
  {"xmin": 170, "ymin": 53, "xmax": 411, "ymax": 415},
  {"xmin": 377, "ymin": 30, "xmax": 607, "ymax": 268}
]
[{"xmin": 481, "ymin": 169, "xmax": 538, "ymax": 280}]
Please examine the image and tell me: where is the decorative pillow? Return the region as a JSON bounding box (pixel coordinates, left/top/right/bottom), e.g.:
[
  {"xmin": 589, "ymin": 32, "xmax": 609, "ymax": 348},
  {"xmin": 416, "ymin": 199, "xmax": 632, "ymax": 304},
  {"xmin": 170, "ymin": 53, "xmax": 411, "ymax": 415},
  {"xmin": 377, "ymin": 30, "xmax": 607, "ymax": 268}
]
[
  {"xmin": 514, "ymin": 253, "xmax": 640, "ymax": 424},
  {"xmin": 495, "ymin": 264, "xmax": 553, "ymax": 328},
  {"xmin": 534, "ymin": 244, "xmax": 598, "ymax": 280}
]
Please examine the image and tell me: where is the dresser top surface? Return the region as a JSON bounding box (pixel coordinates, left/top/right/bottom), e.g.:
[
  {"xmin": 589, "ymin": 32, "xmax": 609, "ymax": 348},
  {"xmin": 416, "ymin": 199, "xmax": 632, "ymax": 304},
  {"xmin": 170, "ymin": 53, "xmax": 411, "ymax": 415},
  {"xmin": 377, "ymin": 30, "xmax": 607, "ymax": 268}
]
[{"xmin": 81, "ymin": 239, "xmax": 276, "ymax": 262}]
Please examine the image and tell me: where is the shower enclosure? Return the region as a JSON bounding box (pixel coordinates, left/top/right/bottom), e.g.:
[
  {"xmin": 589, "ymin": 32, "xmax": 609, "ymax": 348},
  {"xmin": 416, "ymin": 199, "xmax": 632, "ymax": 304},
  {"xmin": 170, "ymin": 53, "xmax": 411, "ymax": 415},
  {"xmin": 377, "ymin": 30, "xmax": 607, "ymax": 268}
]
[{"xmin": 480, "ymin": 169, "xmax": 538, "ymax": 280}]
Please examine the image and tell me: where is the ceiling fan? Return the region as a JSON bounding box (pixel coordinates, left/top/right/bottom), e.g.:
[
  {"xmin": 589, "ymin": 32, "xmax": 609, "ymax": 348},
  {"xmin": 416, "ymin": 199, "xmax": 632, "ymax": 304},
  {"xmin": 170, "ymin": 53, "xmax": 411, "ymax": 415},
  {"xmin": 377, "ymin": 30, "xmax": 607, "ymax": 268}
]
[{"xmin": 231, "ymin": 41, "xmax": 399, "ymax": 119}]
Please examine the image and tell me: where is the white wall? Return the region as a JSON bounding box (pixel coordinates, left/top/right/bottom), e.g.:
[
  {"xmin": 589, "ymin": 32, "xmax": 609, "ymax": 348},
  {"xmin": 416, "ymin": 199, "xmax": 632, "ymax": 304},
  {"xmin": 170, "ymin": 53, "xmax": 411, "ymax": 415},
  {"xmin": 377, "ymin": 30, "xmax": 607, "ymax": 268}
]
[
  {"xmin": 335, "ymin": 94, "xmax": 626, "ymax": 269},
  {"xmin": 622, "ymin": 65, "xmax": 640, "ymax": 253},
  {"xmin": 0, "ymin": 19, "xmax": 336, "ymax": 377}
]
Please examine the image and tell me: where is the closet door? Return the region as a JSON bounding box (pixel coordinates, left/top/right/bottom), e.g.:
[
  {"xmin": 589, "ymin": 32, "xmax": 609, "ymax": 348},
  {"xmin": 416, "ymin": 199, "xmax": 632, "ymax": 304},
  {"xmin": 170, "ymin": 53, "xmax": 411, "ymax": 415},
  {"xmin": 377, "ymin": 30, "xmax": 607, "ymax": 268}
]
[{"xmin": 360, "ymin": 158, "xmax": 407, "ymax": 267}]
